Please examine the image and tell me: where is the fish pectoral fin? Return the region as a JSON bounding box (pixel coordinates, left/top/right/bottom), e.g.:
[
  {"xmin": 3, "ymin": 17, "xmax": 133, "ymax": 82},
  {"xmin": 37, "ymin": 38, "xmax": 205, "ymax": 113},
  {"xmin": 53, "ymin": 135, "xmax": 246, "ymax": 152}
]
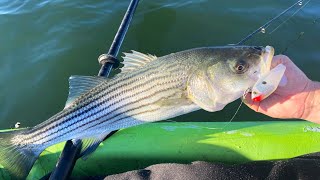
[
  {"xmin": 65, "ymin": 75, "xmax": 108, "ymax": 109},
  {"xmin": 190, "ymin": 98, "xmax": 224, "ymax": 112},
  {"xmin": 150, "ymin": 88, "xmax": 194, "ymax": 109},
  {"xmin": 78, "ymin": 131, "xmax": 111, "ymax": 160},
  {"xmin": 156, "ymin": 99, "xmax": 190, "ymax": 107},
  {"xmin": 120, "ymin": 50, "xmax": 157, "ymax": 74}
]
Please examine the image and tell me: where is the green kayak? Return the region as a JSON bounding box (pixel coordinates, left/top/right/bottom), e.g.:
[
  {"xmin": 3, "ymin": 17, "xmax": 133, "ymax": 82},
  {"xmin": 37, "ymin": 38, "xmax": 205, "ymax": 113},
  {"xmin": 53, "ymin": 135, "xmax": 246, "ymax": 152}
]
[{"xmin": 0, "ymin": 121, "xmax": 319, "ymax": 179}]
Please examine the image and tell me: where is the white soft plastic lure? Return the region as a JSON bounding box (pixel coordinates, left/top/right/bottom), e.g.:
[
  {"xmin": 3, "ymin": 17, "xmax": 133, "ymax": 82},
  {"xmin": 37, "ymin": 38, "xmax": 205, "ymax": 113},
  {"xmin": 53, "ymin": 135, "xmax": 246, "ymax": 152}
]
[{"xmin": 251, "ymin": 63, "xmax": 286, "ymax": 102}]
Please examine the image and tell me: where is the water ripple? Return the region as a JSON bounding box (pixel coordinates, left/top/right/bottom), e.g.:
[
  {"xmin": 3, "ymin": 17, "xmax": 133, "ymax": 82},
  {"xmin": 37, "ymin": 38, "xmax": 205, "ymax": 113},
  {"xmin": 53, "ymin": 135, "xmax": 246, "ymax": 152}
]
[
  {"xmin": 30, "ymin": 39, "xmax": 70, "ymax": 64},
  {"xmin": 137, "ymin": 0, "xmax": 207, "ymax": 16},
  {"xmin": 0, "ymin": 0, "xmax": 28, "ymax": 15}
]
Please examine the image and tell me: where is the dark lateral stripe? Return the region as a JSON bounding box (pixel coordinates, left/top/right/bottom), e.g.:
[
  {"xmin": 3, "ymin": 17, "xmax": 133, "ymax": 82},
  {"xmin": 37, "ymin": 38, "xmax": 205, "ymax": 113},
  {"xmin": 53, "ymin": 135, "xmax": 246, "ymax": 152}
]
[
  {"xmin": 41, "ymin": 89, "xmax": 179, "ymax": 145},
  {"xmin": 38, "ymin": 57, "xmax": 178, "ymax": 129},
  {"xmin": 33, "ymin": 84, "xmax": 178, "ymax": 144},
  {"xmin": 73, "ymin": 61, "xmax": 179, "ymax": 106},
  {"xmin": 28, "ymin": 65, "xmax": 180, "ymax": 139},
  {"xmin": 30, "ymin": 62, "xmax": 179, "ymax": 133},
  {"xmin": 30, "ymin": 67, "xmax": 155, "ymax": 130},
  {"xmin": 26, "ymin": 69, "xmax": 186, "ymax": 143},
  {"xmin": 41, "ymin": 107, "xmax": 160, "ymax": 146},
  {"xmin": 79, "ymin": 93, "xmax": 180, "ymax": 132},
  {"xmin": 32, "ymin": 86, "xmax": 179, "ymax": 145},
  {"xmin": 25, "ymin": 71, "xmax": 178, "ymax": 141}
]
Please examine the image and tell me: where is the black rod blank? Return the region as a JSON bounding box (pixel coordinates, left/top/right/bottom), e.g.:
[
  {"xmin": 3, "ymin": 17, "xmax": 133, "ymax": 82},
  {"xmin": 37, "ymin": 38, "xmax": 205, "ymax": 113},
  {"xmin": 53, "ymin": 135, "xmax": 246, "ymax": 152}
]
[{"xmin": 98, "ymin": 0, "xmax": 140, "ymax": 77}]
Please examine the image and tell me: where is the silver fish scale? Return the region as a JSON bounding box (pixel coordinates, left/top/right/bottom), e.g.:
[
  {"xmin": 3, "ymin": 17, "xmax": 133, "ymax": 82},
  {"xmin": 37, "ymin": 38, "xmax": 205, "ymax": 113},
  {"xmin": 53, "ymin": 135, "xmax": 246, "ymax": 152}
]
[{"xmin": 12, "ymin": 56, "xmax": 196, "ymax": 147}]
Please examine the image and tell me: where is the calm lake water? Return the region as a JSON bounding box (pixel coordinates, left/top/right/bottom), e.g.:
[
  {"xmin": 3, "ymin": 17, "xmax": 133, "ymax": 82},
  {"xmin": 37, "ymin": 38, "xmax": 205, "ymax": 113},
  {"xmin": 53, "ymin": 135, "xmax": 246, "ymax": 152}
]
[{"xmin": 0, "ymin": 0, "xmax": 319, "ymax": 128}]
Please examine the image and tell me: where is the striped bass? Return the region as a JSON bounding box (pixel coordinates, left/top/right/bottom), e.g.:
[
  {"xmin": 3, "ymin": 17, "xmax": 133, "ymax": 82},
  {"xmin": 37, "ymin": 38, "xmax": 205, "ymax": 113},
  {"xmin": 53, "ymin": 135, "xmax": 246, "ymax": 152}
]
[{"xmin": 0, "ymin": 45, "xmax": 274, "ymax": 179}]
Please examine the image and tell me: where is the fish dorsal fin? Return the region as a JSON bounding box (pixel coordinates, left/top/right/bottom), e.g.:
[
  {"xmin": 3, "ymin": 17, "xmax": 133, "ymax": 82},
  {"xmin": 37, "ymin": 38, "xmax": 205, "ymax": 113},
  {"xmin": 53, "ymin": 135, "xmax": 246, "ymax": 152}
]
[
  {"xmin": 65, "ymin": 75, "xmax": 107, "ymax": 109},
  {"xmin": 120, "ymin": 50, "xmax": 157, "ymax": 73}
]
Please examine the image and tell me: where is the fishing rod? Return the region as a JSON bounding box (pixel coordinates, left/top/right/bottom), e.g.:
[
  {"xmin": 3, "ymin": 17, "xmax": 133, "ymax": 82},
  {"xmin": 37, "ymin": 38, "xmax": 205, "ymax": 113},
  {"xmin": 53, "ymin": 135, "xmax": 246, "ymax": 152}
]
[
  {"xmin": 43, "ymin": 0, "xmax": 140, "ymax": 179},
  {"xmin": 236, "ymin": 0, "xmax": 306, "ymax": 45}
]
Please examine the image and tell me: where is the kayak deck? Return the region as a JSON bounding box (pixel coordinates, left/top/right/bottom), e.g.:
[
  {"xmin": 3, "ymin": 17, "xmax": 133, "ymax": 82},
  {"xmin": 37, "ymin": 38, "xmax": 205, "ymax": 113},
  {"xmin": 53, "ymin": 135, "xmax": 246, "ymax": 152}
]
[{"xmin": 0, "ymin": 121, "xmax": 319, "ymax": 179}]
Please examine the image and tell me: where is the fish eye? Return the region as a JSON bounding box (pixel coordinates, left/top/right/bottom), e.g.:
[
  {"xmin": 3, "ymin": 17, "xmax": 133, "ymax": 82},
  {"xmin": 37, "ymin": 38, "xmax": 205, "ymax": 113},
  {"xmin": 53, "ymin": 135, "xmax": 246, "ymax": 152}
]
[
  {"xmin": 237, "ymin": 65, "xmax": 244, "ymax": 71},
  {"xmin": 234, "ymin": 60, "xmax": 248, "ymax": 74}
]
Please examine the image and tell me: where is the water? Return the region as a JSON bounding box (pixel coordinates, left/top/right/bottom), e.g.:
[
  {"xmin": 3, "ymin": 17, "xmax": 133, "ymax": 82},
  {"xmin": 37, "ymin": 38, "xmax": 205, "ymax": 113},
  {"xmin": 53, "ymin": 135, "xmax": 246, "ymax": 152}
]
[{"xmin": 0, "ymin": 0, "xmax": 319, "ymax": 128}]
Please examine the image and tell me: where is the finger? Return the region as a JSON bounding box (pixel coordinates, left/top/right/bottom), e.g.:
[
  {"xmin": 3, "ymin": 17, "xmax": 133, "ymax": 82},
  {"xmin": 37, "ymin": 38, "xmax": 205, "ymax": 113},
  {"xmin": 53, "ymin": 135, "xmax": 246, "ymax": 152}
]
[{"xmin": 271, "ymin": 55, "xmax": 287, "ymax": 68}]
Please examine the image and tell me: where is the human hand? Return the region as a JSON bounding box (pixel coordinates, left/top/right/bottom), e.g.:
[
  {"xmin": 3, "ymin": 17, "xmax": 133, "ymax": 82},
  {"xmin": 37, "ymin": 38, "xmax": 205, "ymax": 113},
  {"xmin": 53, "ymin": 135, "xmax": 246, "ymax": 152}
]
[{"xmin": 244, "ymin": 55, "xmax": 320, "ymax": 123}]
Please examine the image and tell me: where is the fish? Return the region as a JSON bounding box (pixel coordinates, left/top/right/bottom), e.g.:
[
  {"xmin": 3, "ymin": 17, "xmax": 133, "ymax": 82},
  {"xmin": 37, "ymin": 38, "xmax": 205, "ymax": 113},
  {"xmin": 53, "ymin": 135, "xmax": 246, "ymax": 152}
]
[{"xmin": 0, "ymin": 45, "xmax": 273, "ymax": 179}]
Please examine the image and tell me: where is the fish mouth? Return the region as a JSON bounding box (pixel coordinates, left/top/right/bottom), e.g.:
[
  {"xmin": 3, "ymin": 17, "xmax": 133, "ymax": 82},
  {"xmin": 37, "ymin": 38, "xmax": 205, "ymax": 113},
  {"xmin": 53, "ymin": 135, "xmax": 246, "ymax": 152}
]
[{"xmin": 260, "ymin": 45, "xmax": 274, "ymax": 75}]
